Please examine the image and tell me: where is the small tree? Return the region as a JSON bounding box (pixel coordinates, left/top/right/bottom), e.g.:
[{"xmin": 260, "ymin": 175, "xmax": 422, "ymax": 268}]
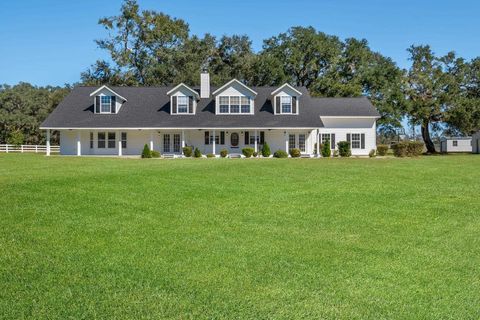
[
  {"xmin": 261, "ymin": 142, "xmax": 271, "ymax": 157},
  {"xmin": 289, "ymin": 148, "xmax": 301, "ymax": 157},
  {"xmin": 7, "ymin": 130, "xmax": 24, "ymax": 146},
  {"xmin": 194, "ymin": 147, "xmax": 202, "ymax": 158},
  {"xmin": 337, "ymin": 141, "xmax": 351, "ymax": 157},
  {"xmin": 141, "ymin": 144, "xmax": 152, "ymax": 158},
  {"xmin": 321, "ymin": 140, "xmax": 331, "ymax": 157}
]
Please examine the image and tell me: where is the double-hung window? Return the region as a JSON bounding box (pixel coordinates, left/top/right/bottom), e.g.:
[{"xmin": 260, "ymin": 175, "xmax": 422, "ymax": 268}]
[
  {"xmin": 230, "ymin": 96, "xmax": 240, "ymax": 113},
  {"xmin": 351, "ymin": 133, "xmax": 361, "ymax": 149},
  {"xmin": 241, "ymin": 97, "xmax": 250, "ymax": 113},
  {"xmin": 101, "ymin": 96, "xmax": 111, "ymax": 113},
  {"xmin": 177, "ymin": 96, "xmax": 188, "ymax": 113},
  {"xmin": 107, "ymin": 132, "xmax": 116, "ymax": 148},
  {"xmin": 219, "ymin": 96, "xmax": 229, "ymax": 113},
  {"xmin": 299, "ymin": 134, "xmax": 306, "ymax": 152},
  {"xmin": 453, "ymin": 140, "xmax": 458, "ymax": 147},
  {"xmin": 281, "ymin": 96, "xmax": 292, "ymax": 113},
  {"xmin": 289, "ymin": 134, "xmax": 296, "ymax": 149},
  {"xmin": 164, "ymin": 134, "xmax": 171, "ymax": 153},
  {"xmin": 98, "ymin": 132, "xmax": 106, "ymax": 148},
  {"xmin": 121, "ymin": 132, "xmax": 127, "ymax": 148}
]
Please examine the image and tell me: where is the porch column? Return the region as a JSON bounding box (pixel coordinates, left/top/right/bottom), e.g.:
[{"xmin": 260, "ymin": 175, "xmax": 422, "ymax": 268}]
[
  {"xmin": 181, "ymin": 130, "xmax": 185, "ymax": 148},
  {"xmin": 46, "ymin": 130, "xmax": 51, "ymax": 156},
  {"xmin": 117, "ymin": 131, "xmax": 122, "ymax": 156},
  {"xmin": 76, "ymin": 131, "xmax": 81, "ymax": 156},
  {"xmin": 285, "ymin": 131, "xmax": 289, "ymax": 153},
  {"xmin": 212, "ymin": 129, "xmax": 216, "ymax": 154},
  {"xmin": 316, "ymin": 130, "xmax": 320, "ymax": 157},
  {"xmin": 149, "ymin": 131, "xmax": 154, "ymax": 151},
  {"xmin": 254, "ymin": 129, "xmax": 258, "ymax": 153}
]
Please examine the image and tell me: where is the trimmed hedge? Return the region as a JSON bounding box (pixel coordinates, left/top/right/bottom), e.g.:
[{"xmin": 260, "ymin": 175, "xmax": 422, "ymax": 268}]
[
  {"xmin": 220, "ymin": 149, "xmax": 228, "ymax": 158},
  {"xmin": 337, "ymin": 141, "xmax": 351, "ymax": 157},
  {"xmin": 151, "ymin": 150, "xmax": 161, "ymax": 158},
  {"xmin": 274, "ymin": 150, "xmax": 288, "ymax": 158},
  {"xmin": 194, "ymin": 148, "xmax": 202, "ymax": 158},
  {"xmin": 321, "ymin": 141, "xmax": 331, "ymax": 157},
  {"xmin": 289, "ymin": 148, "xmax": 301, "ymax": 158},
  {"xmin": 141, "ymin": 144, "xmax": 152, "ymax": 158},
  {"xmin": 261, "ymin": 142, "xmax": 271, "ymax": 157},
  {"xmin": 377, "ymin": 144, "xmax": 388, "ymax": 156},
  {"xmin": 242, "ymin": 147, "xmax": 255, "ymax": 158},
  {"xmin": 406, "ymin": 141, "xmax": 424, "ymax": 157},
  {"xmin": 392, "ymin": 142, "xmax": 407, "ymax": 157},
  {"xmin": 182, "ymin": 146, "xmax": 193, "ymax": 157},
  {"xmin": 206, "ymin": 153, "xmax": 215, "ymax": 158}
]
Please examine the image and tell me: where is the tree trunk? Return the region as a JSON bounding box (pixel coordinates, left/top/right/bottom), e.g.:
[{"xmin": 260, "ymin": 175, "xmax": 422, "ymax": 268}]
[{"xmin": 421, "ymin": 120, "xmax": 436, "ymax": 153}]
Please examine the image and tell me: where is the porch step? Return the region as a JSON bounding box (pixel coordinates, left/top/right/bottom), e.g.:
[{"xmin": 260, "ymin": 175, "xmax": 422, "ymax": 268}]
[
  {"xmin": 162, "ymin": 154, "xmax": 177, "ymax": 159},
  {"xmin": 300, "ymin": 154, "xmax": 313, "ymax": 158},
  {"xmin": 229, "ymin": 153, "xmax": 243, "ymax": 158}
]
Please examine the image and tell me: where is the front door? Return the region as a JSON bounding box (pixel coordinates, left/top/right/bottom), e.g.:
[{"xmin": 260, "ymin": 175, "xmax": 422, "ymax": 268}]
[{"xmin": 230, "ymin": 132, "xmax": 239, "ymax": 148}]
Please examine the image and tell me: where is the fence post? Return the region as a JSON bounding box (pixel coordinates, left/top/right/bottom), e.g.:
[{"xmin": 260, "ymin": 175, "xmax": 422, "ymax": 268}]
[
  {"xmin": 21, "ymin": 145, "xmax": 24, "ymax": 153},
  {"xmin": 6, "ymin": 145, "xmax": 8, "ymax": 153},
  {"xmin": 35, "ymin": 145, "xmax": 38, "ymax": 153}
]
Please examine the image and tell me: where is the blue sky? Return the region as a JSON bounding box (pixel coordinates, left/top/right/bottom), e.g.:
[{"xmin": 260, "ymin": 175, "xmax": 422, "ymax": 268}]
[{"xmin": 1, "ymin": 0, "xmax": 479, "ymax": 86}]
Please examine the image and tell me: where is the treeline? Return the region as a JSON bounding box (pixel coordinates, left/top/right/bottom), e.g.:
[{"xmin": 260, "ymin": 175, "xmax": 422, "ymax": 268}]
[{"xmin": 1, "ymin": 0, "xmax": 479, "ymax": 152}]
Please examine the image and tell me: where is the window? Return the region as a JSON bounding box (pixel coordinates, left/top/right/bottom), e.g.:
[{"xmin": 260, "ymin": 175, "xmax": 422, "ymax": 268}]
[
  {"xmin": 107, "ymin": 132, "xmax": 116, "ymax": 148},
  {"xmin": 173, "ymin": 134, "xmax": 180, "ymax": 152},
  {"xmin": 321, "ymin": 134, "xmax": 335, "ymax": 149},
  {"xmin": 177, "ymin": 96, "xmax": 188, "ymax": 113},
  {"xmin": 164, "ymin": 134, "xmax": 171, "ymax": 152},
  {"xmin": 299, "ymin": 134, "xmax": 305, "ymax": 152},
  {"xmin": 231, "ymin": 132, "xmax": 239, "ymax": 147},
  {"xmin": 89, "ymin": 132, "xmax": 93, "ymax": 149},
  {"xmin": 241, "ymin": 97, "xmax": 250, "ymax": 113},
  {"xmin": 219, "ymin": 97, "xmax": 229, "ymax": 113},
  {"xmin": 98, "ymin": 132, "xmax": 106, "ymax": 148},
  {"xmin": 351, "ymin": 133, "xmax": 361, "ymax": 149},
  {"xmin": 204, "ymin": 131, "xmax": 210, "ymax": 145},
  {"xmin": 281, "ymin": 96, "xmax": 292, "ymax": 113},
  {"xmin": 289, "ymin": 134, "xmax": 296, "ymax": 149},
  {"xmin": 453, "ymin": 140, "xmax": 458, "ymax": 147},
  {"xmin": 101, "ymin": 96, "xmax": 111, "ymax": 113},
  {"xmin": 230, "ymin": 96, "xmax": 240, "ymax": 113},
  {"xmin": 249, "ymin": 132, "xmax": 256, "ymax": 145},
  {"xmin": 220, "ymin": 131, "xmax": 225, "ymax": 145},
  {"xmin": 121, "ymin": 132, "xmax": 127, "ymax": 149}
]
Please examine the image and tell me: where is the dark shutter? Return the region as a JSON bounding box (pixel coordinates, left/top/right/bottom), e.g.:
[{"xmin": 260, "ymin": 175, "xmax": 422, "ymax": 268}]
[
  {"xmin": 276, "ymin": 96, "xmax": 281, "ymax": 114},
  {"xmin": 292, "ymin": 96, "xmax": 297, "ymax": 113},
  {"xmin": 172, "ymin": 96, "xmax": 177, "ymax": 114},
  {"xmin": 189, "ymin": 96, "xmax": 193, "ymax": 113},
  {"xmin": 260, "ymin": 131, "xmax": 265, "ymax": 144},
  {"xmin": 95, "ymin": 96, "xmax": 100, "ymax": 113},
  {"xmin": 331, "ymin": 134, "xmax": 336, "ymax": 149},
  {"xmin": 204, "ymin": 131, "xmax": 209, "ymax": 145},
  {"xmin": 220, "ymin": 131, "xmax": 225, "ymax": 145},
  {"xmin": 111, "ymin": 96, "xmax": 116, "ymax": 113},
  {"xmin": 244, "ymin": 132, "xmax": 249, "ymax": 145},
  {"xmin": 347, "ymin": 134, "xmax": 351, "ymax": 143},
  {"xmin": 361, "ymin": 134, "xmax": 365, "ymax": 149}
]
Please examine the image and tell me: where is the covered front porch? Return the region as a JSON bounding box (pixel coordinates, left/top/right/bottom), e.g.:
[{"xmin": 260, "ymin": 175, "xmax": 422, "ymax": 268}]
[{"xmin": 51, "ymin": 128, "xmax": 319, "ymax": 157}]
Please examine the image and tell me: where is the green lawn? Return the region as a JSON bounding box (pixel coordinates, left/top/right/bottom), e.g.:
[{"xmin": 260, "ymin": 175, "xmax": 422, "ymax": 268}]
[{"xmin": 0, "ymin": 154, "xmax": 479, "ymax": 319}]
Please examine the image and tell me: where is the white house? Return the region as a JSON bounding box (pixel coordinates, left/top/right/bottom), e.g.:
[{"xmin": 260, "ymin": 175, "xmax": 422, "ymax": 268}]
[
  {"xmin": 440, "ymin": 137, "xmax": 472, "ymax": 153},
  {"xmin": 472, "ymin": 131, "xmax": 480, "ymax": 153},
  {"xmin": 40, "ymin": 73, "xmax": 380, "ymax": 157}
]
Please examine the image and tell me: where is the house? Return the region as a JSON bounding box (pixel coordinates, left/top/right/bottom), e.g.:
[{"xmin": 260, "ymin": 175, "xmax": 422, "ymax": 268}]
[
  {"xmin": 473, "ymin": 131, "xmax": 480, "ymax": 154},
  {"xmin": 40, "ymin": 73, "xmax": 380, "ymax": 157},
  {"xmin": 440, "ymin": 137, "xmax": 472, "ymax": 153}
]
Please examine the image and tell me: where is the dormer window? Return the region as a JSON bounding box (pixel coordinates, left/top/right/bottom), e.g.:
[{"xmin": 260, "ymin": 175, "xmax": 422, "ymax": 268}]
[
  {"xmin": 212, "ymin": 79, "xmax": 257, "ymax": 115},
  {"xmin": 101, "ymin": 96, "xmax": 112, "ymax": 113},
  {"xmin": 177, "ymin": 96, "xmax": 189, "ymax": 113},
  {"xmin": 217, "ymin": 96, "xmax": 251, "ymax": 114},
  {"xmin": 281, "ymin": 96, "xmax": 292, "ymax": 113},
  {"xmin": 271, "ymin": 83, "xmax": 302, "ymax": 115},
  {"xmin": 167, "ymin": 83, "xmax": 199, "ymax": 115}
]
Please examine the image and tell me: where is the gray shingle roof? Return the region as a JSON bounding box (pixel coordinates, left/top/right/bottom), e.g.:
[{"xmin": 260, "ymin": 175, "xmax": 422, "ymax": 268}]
[{"xmin": 41, "ymin": 86, "xmax": 380, "ymax": 129}]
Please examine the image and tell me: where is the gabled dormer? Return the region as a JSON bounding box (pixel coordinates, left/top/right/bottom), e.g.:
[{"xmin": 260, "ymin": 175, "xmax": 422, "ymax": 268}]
[
  {"xmin": 167, "ymin": 83, "xmax": 199, "ymax": 115},
  {"xmin": 271, "ymin": 83, "xmax": 302, "ymax": 115},
  {"xmin": 90, "ymin": 85, "xmax": 127, "ymax": 114},
  {"xmin": 212, "ymin": 79, "xmax": 257, "ymax": 115}
]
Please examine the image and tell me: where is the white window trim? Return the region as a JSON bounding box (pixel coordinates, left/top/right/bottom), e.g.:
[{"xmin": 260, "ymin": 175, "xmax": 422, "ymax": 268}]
[
  {"xmin": 274, "ymin": 94, "xmax": 298, "ymax": 115},
  {"xmin": 351, "ymin": 133, "xmax": 361, "ymax": 149},
  {"xmin": 171, "ymin": 95, "xmax": 196, "ymax": 115},
  {"xmin": 216, "ymin": 95, "xmax": 254, "ymax": 115},
  {"xmin": 100, "ymin": 95, "xmax": 112, "ymax": 114}
]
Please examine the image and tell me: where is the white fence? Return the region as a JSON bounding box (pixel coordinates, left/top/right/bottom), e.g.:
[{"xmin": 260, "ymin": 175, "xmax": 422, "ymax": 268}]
[{"xmin": 0, "ymin": 144, "xmax": 60, "ymax": 154}]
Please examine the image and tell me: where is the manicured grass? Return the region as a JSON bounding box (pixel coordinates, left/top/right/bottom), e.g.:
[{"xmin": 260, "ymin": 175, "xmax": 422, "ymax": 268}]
[{"xmin": 0, "ymin": 154, "xmax": 479, "ymax": 319}]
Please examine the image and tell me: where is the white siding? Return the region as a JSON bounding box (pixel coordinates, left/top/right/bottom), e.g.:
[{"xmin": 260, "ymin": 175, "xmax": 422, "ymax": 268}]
[{"xmin": 440, "ymin": 138, "xmax": 472, "ymax": 153}]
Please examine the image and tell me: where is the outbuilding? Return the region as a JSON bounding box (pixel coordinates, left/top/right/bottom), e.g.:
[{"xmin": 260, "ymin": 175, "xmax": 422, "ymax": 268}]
[
  {"xmin": 440, "ymin": 137, "xmax": 472, "ymax": 153},
  {"xmin": 472, "ymin": 132, "xmax": 480, "ymax": 153}
]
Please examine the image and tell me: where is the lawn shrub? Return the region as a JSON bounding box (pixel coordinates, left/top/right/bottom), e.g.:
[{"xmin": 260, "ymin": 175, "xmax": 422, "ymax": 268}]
[
  {"xmin": 151, "ymin": 150, "xmax": 160, "ymax": 158},
  {"xmin": 194, "ymin": 148, "xmax": 202, "ymax": 158},
  {"xmin": 321, "ymin": 141, "xmax": 331, "ymax": 157},
  {"xmin": 406, "ymin": 141, "xmax": 424, "ymax": 156},
  {"xmin": 182, "ymin": 146, "xmax": 193, "ymax": 157},
  {"xmin": 253, "ymin": 151, "xmax": 258, "ymax": 157},
  {"xmin": 289, "ymin": 148, "xmax": 301, "ymax": 157},
  {"xmin": 273, "ymin": 150, "xmax": 288, "ymax": 158},
  {"xmin": 261, "ymin": 142, "xmax": 271, "ymax": 157},
  {"xmin": 369, "ymin": 149, "xmax": 376, "ymax": 158},
  {"xmin": 333, "ymin": 150, "xmax": 339, "ymax": 157},
  {"xmin": 220, "ymin": 149, "xmax": 228, "ymax": 158},
  {"xmin": 337, "ymin": 141, "xmax": 351, "ymax": 157},
  {"xmin": 207, "ymin": 153, "xmax": 215, "ymax": 158},
  {"xmin": 242, "ymin": 147, "xmax": 255, "ymax": 158},
  {"xmin": 141, "ymin": 144, "xmax": 152, "ymax": 158},
  {"xmin": 392, "ymin": 142, "xmax": 408, "ymax": 157},
  {"xmin": 377, "ymin": 144, "xmax": 389, "ymax": 156}
]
